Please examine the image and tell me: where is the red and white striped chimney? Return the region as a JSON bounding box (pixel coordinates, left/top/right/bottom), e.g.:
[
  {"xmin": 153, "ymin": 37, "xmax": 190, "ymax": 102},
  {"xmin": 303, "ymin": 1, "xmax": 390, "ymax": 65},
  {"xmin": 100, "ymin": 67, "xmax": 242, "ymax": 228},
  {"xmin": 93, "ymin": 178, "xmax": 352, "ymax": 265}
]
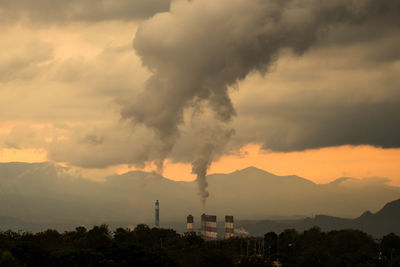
[
  {"xmin": 225, "ymin": 215, "xmax": 234, "ymax": 239},
  {"xmin": 201, "ymin": 214, "xmax": 217, "ymax": 240},
  {"xmin": 186, "ymin": 214, "xmax": 194, "ymax": 233}
]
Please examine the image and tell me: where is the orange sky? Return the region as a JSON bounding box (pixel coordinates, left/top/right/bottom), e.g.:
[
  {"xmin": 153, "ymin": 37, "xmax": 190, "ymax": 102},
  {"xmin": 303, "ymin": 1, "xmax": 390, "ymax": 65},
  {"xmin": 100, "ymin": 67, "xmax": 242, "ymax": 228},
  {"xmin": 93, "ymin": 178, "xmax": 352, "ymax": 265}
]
[
  {"xmin": 1, "ymin": 143, "xmax": 399, "ymax": 186},
  {"xmin": 115, "ymin": 144, "xmax": 400, "ymax": 186}
]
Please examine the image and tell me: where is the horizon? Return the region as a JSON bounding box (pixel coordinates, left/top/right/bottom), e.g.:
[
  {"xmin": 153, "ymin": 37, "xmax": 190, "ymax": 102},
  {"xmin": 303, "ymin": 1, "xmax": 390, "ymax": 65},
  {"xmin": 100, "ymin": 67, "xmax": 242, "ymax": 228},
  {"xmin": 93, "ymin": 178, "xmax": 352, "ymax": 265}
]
[{"xmin": 2, "ymin": 160, "xmax": 397, "ymax": 188}]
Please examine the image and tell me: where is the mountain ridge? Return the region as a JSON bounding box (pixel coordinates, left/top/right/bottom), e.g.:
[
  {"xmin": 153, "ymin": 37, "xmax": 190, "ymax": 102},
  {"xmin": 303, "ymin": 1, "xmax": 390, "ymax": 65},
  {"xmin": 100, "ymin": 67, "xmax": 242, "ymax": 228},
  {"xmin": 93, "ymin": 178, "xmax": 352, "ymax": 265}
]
[
  {"xmin": 240, "ymin": 198, "xmax": 400, "ymax": 237},
  {"xmin": 0, "ymin": 162, "xmax": 399, "ymax": 230}
]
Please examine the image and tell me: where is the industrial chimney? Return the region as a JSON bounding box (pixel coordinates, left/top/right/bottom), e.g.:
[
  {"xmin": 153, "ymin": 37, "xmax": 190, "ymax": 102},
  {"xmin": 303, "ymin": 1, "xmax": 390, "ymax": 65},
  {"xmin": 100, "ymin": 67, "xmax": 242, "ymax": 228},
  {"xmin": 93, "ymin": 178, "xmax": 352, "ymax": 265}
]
[
  {"xmin": 225, "ymin": 215, "xmax": 234, "ymax": 239},
  {"xmin": 201, "ymin": 214, "xmax": 217, "ymax": 240},
  {"xmin": 186, "ymin": 215, "xmax": 194, "ymax": 233},
  {"xmin": 155, "ymin": 200, "xmax": 159, "ymax": 227}
]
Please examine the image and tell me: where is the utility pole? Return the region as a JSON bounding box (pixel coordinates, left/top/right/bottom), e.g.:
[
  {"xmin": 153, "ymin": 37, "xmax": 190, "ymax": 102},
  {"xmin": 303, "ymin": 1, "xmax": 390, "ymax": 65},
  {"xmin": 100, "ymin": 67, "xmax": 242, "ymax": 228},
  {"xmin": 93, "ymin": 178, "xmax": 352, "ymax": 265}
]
[
  {"xmin": 246, "ymin": 239, "xmax": 249, "ymax": 257},
  {"xmin": 390, "ymin": 248, "xmax": 394, "ymax": 267},
  {"xmin": 262, "ymin": 239, "xmax": 265, "ymax": 256},
  {"xmin": 240, "ymin": 238, "xmax": 243, "ymax": 257}
]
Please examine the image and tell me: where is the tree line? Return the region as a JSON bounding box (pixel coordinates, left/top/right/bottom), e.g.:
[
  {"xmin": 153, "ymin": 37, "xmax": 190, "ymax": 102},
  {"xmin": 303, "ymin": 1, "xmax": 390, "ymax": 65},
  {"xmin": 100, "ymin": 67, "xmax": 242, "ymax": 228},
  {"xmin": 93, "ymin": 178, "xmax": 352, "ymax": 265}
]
[{"xmin": 0, "ymin": 224, "xmax": 399, "ymax": 266}]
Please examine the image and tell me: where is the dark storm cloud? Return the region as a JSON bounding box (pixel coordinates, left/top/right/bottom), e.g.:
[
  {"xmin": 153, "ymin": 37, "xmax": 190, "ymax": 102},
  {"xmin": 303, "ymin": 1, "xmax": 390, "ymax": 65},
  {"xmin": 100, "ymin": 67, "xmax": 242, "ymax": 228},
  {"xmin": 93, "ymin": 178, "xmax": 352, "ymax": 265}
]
[
  {"xmin": 121, "ymin": 0, "xmax": 400, "ymax": 205},
  {"xmin": 0, "ymin": 0, "xmax": 171, "ymax": 24},
  {"xmin": 238, "ymin": 97, "xmax": 400, "ymax": 152}
]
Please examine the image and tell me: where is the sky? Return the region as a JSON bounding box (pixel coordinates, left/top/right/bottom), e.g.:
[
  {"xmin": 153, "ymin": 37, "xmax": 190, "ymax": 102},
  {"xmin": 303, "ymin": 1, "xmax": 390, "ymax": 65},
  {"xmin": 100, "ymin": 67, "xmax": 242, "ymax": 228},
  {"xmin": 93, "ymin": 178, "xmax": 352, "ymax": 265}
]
[{"xmin": 1, "ymin": 0, "xmax": 400, "ymax": 193}]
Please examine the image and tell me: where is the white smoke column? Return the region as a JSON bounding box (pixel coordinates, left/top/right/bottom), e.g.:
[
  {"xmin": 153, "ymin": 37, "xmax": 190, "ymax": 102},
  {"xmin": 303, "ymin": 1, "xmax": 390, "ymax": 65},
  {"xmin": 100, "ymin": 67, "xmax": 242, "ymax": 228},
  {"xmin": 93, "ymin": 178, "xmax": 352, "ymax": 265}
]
[
  {"xmin": 192, "ymin": 154, "xmax": 211, "ymax": 208},
  {"xmin": 122, "ymin": 0, "xmax": 396, "ymax": 204},
  {"xmin": 191, "ymin": 126, "xmax": 233, "ymax": 208}
]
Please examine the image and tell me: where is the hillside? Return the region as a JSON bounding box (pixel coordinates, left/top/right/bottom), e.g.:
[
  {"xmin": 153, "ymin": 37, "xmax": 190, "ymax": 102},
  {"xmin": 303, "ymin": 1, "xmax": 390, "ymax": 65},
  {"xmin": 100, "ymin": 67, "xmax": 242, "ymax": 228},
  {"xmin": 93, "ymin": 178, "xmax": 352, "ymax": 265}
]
[{"xmin": 240, "ymin": 198, "xmax": 400, "ymax": 237}]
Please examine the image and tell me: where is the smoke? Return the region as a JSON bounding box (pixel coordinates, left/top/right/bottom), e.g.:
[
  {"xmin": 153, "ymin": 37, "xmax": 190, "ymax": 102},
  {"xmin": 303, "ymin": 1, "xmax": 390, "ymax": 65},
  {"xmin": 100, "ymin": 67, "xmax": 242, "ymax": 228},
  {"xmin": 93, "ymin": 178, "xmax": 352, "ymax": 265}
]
[
  {"xmin": 191, "ymin": 126, "xmax": 234, "ymax": 207},
  {"xmin": 121, "ymin": 0, "xmax": 399, "ymax": 205}
]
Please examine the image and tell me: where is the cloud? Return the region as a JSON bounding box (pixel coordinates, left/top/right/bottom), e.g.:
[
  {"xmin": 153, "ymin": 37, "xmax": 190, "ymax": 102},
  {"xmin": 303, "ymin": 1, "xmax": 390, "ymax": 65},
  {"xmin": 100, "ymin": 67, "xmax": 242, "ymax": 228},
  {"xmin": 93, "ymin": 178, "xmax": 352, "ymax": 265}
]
[
  {"xmin": 231, "ymin": 38, "xmax": 400, "ymax": 152},
  {"xmin": 0, "ymin": 25, "xmax": 149, "ymax": 122},
  {"xmin": 0, "ymin": 0, "xmax": 171, "ymax": 25},
  {"xmin": 0, "ymin": 40, "xmax": 53, "ymax": 82},
  {"xmin": 0, "ymin": 0, "xmax": 399, "ymax": 190},
  {"xmin": 0, "ymin": 124, "xmax": 54, "ymax": 150},
  {"xmin": 340, "ymin": 177, "xmax": 392, "ymax": 188},
  {"xmin": 119, "ymin": 0, "xmax": 400, "ymax": 204},
  {"xmin": 47, "ymin": 122, "xmax": 160, "ymax": 169}
]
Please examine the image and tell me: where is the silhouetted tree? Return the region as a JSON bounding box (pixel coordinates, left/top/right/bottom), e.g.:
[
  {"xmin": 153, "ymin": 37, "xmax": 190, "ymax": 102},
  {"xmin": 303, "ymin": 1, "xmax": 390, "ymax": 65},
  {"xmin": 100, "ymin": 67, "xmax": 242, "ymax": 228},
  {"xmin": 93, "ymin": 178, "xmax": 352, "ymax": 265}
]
[
  {"xmin": 278, "ymin": 229, "xmax": 299, "ymax": 266},
  {"xmin": 381, "ymin": 233, "xmax": 400, "ymax": 266},
  {"xmin": 0, "ymin": 225, "xmax": 393, "ymax": 266},
  {"xmin": 0, "ymin": 250, "xmax": 19, "ymax": 267},
  {"xmin": 325, "ymin": 229, "xmax": 376, "ymax": 267},
  {"xmin": 86, "ymin": 224, "xmax": 112, "ymax": 251},
  {"xmin": 264, "ymin": 232, "xmax": 278, "ymax": 262}
]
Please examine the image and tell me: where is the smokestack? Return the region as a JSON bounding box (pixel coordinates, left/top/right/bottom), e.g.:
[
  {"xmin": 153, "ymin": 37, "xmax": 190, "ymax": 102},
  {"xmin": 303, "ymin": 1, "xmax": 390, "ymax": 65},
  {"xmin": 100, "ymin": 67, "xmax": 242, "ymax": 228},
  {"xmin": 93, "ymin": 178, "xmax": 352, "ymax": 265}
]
[
  {"xmin": 155, "ymin": 200, "xmax": 159, "ymax": 227},
  {"xmin": 225, "ymin": 215, "xmax": 234, "ymax": 239},
  {"xmin": 201, "ymin": 213, "xmax": 217, "ymax": 240},
  {"xmin": 186, "ymin": 214, "xmax": 194, "ymax": 233}
]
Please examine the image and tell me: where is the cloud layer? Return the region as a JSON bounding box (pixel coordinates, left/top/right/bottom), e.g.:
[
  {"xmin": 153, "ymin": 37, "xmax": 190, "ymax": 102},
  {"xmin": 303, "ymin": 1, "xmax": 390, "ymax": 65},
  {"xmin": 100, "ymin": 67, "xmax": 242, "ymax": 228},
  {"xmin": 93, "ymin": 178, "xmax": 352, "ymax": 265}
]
[
  {"xmin": 120, "ymin": 0, "xmax": 400, "ymax": 203},
  {"xmin": 0, "ymin": 0, "xmax": 171, "ymax": 24},
  {"xmin": 0, "ymin": 0, "xmax": 399, "ymax": 193}
]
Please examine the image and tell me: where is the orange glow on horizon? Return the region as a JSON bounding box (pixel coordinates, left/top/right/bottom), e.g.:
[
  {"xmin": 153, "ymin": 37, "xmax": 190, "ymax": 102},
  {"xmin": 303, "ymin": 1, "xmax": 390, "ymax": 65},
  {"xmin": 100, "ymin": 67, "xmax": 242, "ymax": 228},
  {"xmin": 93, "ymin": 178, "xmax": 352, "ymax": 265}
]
[
  {"xmin": 1, "ymin": 144, "xmax": 399, "ymax": 186},
  {"xmin": 160, "ymin": 144, "xmax": 400, "ymax": 186},
  {"xmin": 0, "ymin": 148, "xmax": 47, "ymax": 163}
]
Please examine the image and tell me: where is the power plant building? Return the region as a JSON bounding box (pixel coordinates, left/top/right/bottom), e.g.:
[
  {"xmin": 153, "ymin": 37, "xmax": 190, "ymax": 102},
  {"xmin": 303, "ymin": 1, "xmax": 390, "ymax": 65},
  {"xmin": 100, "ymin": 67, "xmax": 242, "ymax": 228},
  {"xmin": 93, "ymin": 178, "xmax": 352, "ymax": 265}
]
[
  {"xmin": 225, "ymin": 216, "xmax": 234, "ymax": 239},
  {"xmin": 201, "ymin": 214, "xmax": 217, "ymax": 240},
  {"xmin": 186, "ymin": 215, "xmax": 194, "ymax": 233}
]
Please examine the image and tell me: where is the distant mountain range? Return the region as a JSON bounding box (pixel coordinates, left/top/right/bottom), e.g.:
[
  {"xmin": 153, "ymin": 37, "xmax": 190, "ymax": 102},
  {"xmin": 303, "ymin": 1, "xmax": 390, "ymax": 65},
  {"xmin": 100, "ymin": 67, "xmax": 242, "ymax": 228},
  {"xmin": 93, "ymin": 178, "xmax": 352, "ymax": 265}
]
[
  {"xmin": 0, "ymin": 162, "xmax": 399, "ymax": 235},
  {"xmin": 239, "ymin": 198, "xmax": 400, "ymax": 237}
]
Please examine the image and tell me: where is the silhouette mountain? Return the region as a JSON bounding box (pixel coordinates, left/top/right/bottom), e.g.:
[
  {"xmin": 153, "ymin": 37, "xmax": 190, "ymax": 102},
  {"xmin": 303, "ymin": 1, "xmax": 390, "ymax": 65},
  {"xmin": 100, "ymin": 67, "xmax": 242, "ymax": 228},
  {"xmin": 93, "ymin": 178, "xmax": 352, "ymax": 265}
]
[
  {"xmin": 0, "ymin": 162, "xmax": 399, "ymax": 234},
  {"xmin": 240, "ymin": 198, "xmax": 400, "ymax": 237}
]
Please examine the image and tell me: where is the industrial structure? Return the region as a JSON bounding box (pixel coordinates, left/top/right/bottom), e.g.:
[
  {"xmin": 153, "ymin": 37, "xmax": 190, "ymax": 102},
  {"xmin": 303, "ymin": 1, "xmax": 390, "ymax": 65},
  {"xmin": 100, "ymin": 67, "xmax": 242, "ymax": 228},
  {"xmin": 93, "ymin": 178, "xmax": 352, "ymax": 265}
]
[
  {"xmin": 201, "ymin": 214, "xmax": 217, "ymax": 240},
  {"xmin": 155, "ymin": 200, "xmax": 159, "ymax": 227},
  {"xmin": 186, "ymin": 214, "xmax": 194, "ymax": 233},
  {"xmin": 225, "ymin": 215, "xmax": 234, "ymax": 239},
  {"xmin": 186, "ymin": 214, "xmax": 235, "ymax": 240}
]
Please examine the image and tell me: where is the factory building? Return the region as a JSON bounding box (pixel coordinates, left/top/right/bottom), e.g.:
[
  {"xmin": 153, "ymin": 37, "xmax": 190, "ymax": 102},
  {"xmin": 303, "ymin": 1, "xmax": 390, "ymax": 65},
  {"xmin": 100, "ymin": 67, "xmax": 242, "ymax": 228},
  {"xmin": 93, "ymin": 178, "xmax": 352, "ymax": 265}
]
[
  {"xmin": 225, "ymin": 215, "xmax": 234, "ymax": 239},
  {"xmin": 155, "ymin": 200, "xmax": 159, "ymax": 227},
  {"xmin": 201, "ymin": 214, "xmax": 217, "ymax": 240},
  {"xmin": 185, "ymin": 214, "xmax": 235, "ymax": 240},
  {"xmin": 186, "ymin": 215, "xmax": 194, "ymax": 233}
]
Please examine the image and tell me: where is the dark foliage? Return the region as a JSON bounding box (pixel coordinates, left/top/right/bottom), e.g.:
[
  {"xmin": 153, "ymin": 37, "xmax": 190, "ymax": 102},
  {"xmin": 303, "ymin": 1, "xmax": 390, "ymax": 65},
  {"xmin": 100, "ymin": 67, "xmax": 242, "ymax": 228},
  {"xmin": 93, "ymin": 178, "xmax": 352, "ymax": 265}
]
[{"xmin": 0, "ymin": 225, "xmax": 399, "ymax": 266}]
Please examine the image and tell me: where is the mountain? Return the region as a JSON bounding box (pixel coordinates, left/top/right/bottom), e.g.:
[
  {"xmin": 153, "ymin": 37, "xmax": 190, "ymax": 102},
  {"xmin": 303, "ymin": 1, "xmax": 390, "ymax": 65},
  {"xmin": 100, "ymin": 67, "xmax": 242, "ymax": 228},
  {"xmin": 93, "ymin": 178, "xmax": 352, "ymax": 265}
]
[
  {"xmin": 205, "ymin": 167, "xmax": 400, "ymax": 218},
  {"xmin": 239, "ymin": 198, "xmax": 400, "ymax": 237},
  {"xmin": 0, "ymin": 162, "xmax": 400, "ymax": 233}
]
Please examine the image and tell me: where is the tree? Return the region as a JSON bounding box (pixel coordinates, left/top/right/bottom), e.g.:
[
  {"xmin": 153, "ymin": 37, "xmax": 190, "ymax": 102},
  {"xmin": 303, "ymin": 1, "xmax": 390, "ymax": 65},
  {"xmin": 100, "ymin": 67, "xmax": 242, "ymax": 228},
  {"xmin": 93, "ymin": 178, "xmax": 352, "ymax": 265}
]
[
  {"xmin": 0, "ymin": 250, "xmax": 19, "ymax": 267},
  {"xmin": 381, "ymin": 233, "xmax": 400, "ymax": 266},
  {"xmin": 326, "ymin": 229, "xmax": 376, "ymax": 267},
  {"xmin": 296, "ymin": 227, "xmax": 328, "ymax": 267},
  {"xmin": 278, "ymin": 229, "xmax": 299, "ymax": 266},
  {"xmin": 264, "ymin": 232, "xmax": 278, "ymax": 261},
  {"xmin": 86, "ymin": 225, "xmax": 112, "ymax": 251}
]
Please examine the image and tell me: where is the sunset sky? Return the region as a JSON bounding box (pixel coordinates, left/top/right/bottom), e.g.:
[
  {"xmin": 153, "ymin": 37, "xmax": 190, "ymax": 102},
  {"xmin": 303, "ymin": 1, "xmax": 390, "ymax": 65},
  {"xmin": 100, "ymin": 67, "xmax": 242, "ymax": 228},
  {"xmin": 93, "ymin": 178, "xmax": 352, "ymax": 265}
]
[{"xmin": 1, "ymin": 0, "xmax": 399, "ymax": 186}]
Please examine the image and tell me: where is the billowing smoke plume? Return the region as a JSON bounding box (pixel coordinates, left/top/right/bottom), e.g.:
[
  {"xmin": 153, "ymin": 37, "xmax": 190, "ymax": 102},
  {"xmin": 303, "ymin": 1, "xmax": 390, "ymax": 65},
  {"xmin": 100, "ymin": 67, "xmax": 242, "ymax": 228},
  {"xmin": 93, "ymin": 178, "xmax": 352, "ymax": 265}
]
[
  {"xmin": 121, "ymin": 0, "xmax": 399, "ymax": 205},
  {"xmin": 191, "ymin": 126, "xmax": 234, "ymax": 207}
]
